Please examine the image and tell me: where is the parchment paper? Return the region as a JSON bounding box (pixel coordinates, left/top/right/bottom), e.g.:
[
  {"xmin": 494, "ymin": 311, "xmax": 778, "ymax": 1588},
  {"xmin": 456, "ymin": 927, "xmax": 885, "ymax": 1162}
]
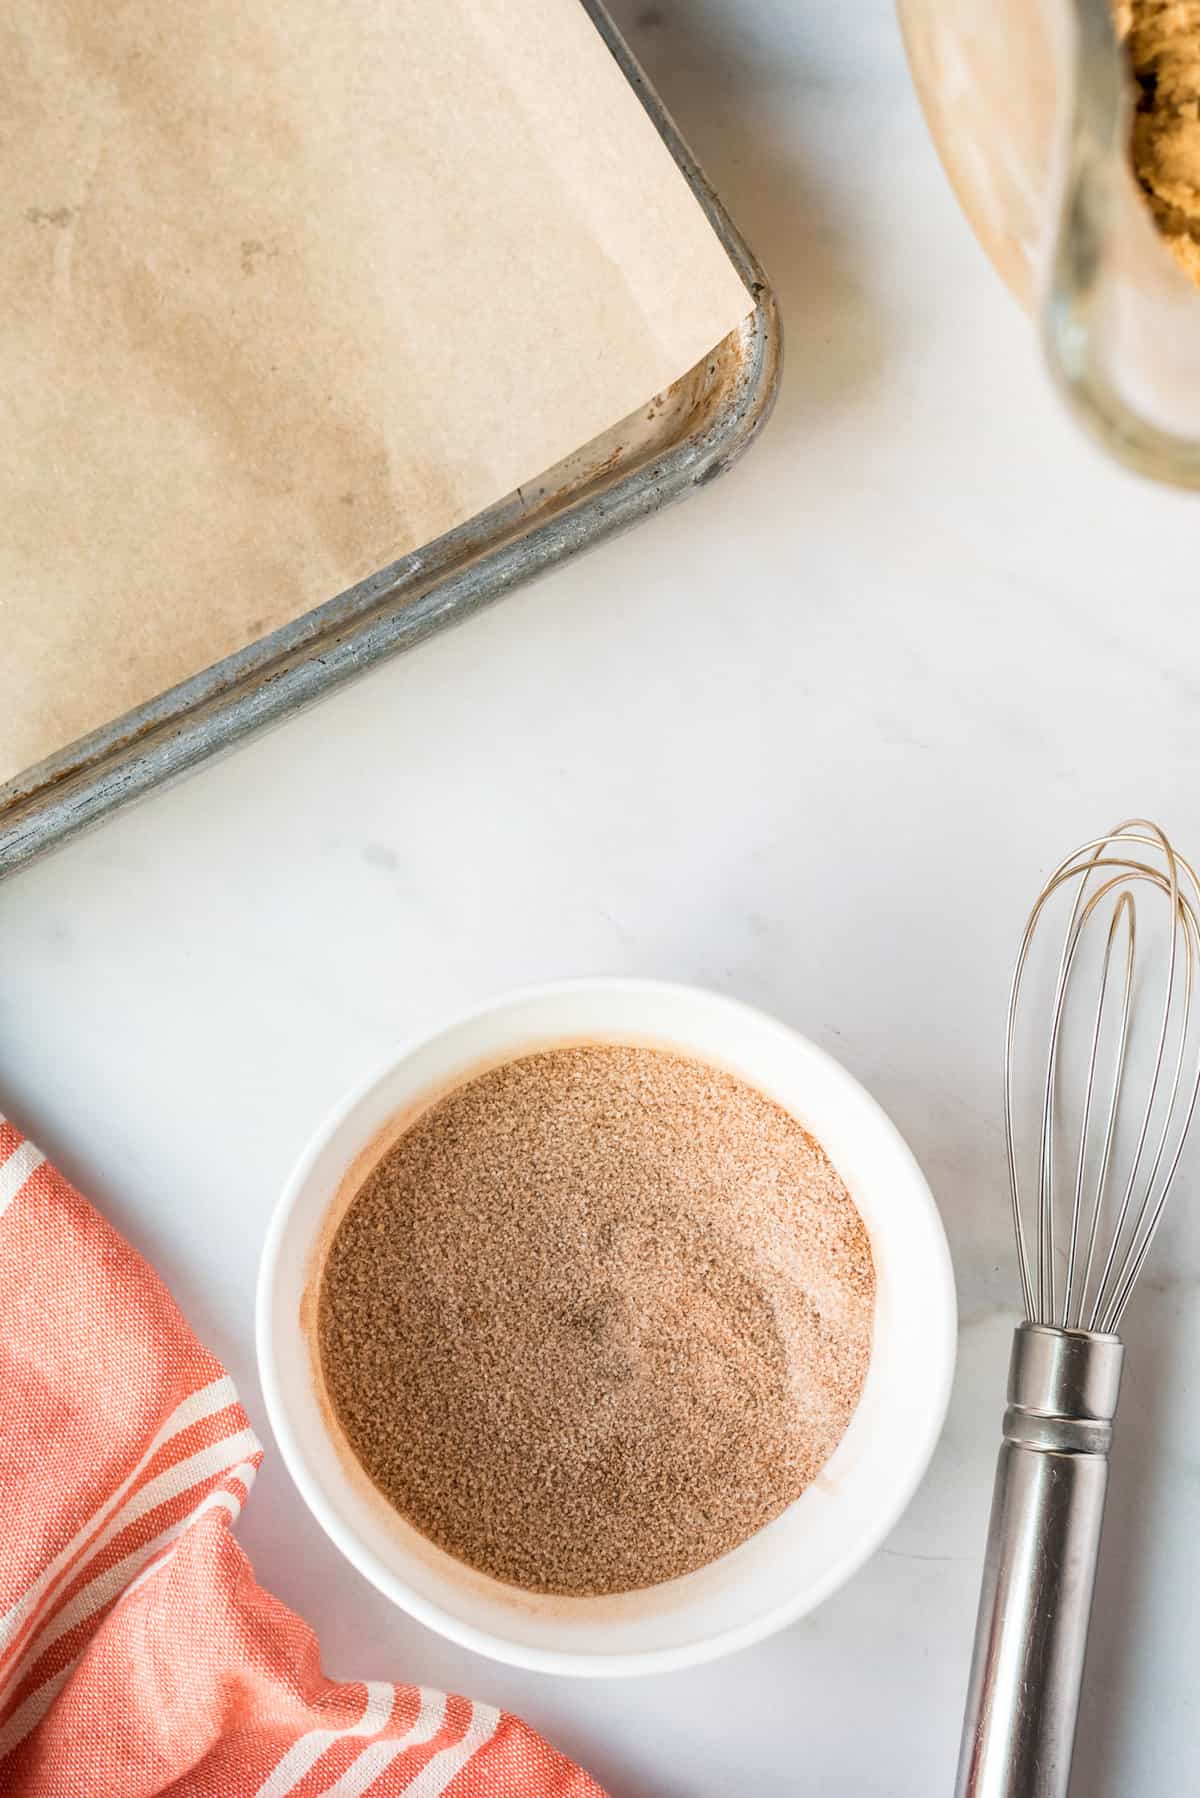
[{"xmin": 1, "ymin": 0, "xmax": 751, "ymax": 785}]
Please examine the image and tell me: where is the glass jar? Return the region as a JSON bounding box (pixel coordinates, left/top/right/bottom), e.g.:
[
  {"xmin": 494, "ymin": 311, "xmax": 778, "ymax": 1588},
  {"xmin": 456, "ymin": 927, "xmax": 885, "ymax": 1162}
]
[{"xmin": 898, "ymin": 0, "xmax": 1200, "ymax": 488}]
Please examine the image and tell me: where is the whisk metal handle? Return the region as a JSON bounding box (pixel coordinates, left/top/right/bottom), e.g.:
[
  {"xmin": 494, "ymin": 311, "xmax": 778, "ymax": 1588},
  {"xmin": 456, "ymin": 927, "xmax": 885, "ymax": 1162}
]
[{"xmin": 955, "ymin": 1324, "xmax": 1124, "ymax": 1798}]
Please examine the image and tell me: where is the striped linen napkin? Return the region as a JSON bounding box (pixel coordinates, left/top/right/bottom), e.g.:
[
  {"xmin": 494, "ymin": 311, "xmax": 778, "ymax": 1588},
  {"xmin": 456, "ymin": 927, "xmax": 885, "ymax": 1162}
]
[{"xmin": 0, "ymin": 1118, "xmax": 604, "ymax": 1796}]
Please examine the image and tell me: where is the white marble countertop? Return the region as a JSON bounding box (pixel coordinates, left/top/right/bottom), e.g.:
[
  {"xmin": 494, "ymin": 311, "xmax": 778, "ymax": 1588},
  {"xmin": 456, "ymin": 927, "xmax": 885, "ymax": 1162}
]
[{"xmin": 4, "ymin": 3, "xmax": 1200, "ymax": 1792}]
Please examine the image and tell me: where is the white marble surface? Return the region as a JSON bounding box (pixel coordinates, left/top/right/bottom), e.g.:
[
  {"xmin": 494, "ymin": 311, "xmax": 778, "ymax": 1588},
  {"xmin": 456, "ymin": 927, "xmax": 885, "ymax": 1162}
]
[{"xmin": 4, "ymin": 3, "xmax": 1200, "ymax": 1793}]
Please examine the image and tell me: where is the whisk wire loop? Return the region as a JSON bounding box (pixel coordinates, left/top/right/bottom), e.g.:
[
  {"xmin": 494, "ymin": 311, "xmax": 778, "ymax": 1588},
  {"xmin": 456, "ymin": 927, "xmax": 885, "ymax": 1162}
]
[
  {"xmin": 1005, "ymin": 820, "xmax": 1200, "ymax": 1334},
  {"xmin": 1064, "ymin": 890, "xmax": 1133, "ymax": 1330}
]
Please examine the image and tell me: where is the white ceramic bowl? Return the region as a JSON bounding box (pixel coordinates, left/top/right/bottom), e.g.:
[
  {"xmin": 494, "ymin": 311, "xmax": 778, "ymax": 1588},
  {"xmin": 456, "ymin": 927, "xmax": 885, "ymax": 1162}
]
[{"xmin": 257, "ymin": 978, "xmax": 956, "ymax": 1676}]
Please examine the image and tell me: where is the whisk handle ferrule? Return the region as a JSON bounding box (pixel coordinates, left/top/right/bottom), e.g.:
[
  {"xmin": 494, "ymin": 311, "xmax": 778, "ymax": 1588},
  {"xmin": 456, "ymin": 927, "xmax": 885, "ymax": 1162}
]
[{"xmin": 955, "ymin": 1324, "xmax": 1124, "ymax": 1798}]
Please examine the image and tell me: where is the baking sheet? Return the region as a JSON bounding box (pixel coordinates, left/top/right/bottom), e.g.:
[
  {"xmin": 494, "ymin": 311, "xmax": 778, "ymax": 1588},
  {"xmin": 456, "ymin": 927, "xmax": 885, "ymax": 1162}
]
[{"xmin": 1, "ymin": 0, "xmax": 751, "ymax": 785}]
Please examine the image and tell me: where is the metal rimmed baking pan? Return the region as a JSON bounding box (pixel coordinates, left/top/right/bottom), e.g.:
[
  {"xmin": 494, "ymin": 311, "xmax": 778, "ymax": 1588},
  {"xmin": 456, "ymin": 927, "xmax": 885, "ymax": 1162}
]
[{"xmin": 0, "ymin": 1, "xmax": 780, "ymax": 876}]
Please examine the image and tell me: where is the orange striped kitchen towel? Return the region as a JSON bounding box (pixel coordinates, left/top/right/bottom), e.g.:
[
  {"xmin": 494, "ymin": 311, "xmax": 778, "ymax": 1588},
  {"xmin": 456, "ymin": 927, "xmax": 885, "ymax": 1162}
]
[{"xmin": 0, "ymin": 1119, "xmax": 604, "ymax": 1797}]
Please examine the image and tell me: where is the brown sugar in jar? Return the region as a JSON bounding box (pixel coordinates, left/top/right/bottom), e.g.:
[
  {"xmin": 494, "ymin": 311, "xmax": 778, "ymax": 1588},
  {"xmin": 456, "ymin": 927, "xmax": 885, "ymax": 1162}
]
[{"xmin": 315, "ymin": 1043, "xmax": 875, "ymax": 1597}]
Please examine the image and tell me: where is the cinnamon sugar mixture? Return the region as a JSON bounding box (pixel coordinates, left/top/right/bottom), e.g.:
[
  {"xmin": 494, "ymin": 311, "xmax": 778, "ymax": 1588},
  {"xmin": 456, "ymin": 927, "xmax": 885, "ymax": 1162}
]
[{"xmin": 316, "ymin": 1045, "xmax": 875, "ymax": 1596}]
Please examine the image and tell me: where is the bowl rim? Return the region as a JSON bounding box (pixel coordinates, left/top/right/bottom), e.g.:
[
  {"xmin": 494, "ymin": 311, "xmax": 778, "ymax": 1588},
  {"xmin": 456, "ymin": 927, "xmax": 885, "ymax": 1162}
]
[{"xmin": 255, "ymin": 976, "xmax": 958, "ymax": 1676}]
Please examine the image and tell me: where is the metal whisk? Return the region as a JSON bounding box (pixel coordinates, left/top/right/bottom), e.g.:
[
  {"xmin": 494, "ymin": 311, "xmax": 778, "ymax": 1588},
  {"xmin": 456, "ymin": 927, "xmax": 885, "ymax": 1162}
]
[{"xmin": 956, "ymin": 820, "xmax": 1200, "ymax": 1798}]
